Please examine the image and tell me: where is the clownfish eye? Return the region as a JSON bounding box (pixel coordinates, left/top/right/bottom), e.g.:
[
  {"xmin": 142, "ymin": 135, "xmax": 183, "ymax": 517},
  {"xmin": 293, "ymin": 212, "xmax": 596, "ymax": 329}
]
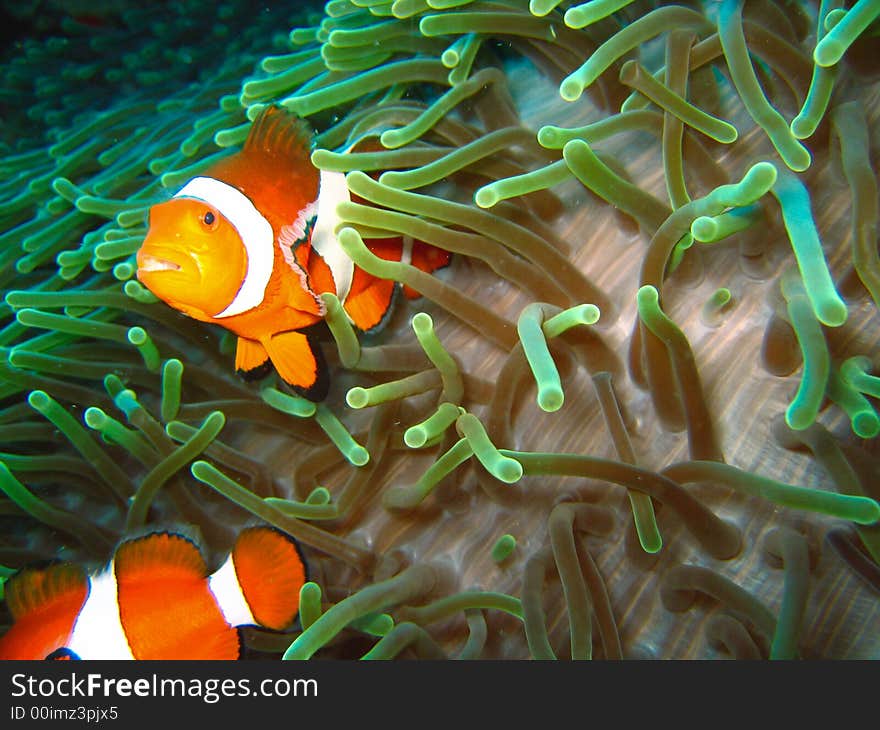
[{"xmin": 202, "ymin": 210, "xmax": 216, "ymax": 227}]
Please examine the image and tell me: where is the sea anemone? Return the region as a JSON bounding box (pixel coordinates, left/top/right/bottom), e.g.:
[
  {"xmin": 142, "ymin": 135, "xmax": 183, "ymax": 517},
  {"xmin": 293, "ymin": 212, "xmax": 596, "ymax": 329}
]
[{"xmin": 1, "ymin": 0, "xmax": 879, "ymax": 659}]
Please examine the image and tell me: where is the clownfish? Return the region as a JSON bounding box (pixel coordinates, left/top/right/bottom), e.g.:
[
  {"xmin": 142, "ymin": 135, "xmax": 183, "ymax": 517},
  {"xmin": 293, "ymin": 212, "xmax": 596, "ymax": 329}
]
[
  {"xmin": 0, "ymin": 526, "xmax": 306, "ymax": 660},
  {"xmin": 136, "ymin": 105, "xmax": 450, "ymax": 400}
]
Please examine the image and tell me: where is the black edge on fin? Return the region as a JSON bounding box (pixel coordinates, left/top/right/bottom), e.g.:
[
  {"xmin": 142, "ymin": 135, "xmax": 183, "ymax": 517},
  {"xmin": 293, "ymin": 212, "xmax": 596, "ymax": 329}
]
[
  {"xmin": 113, "ymin": 530, "xmax": 208, "ymax": 578},
  {"xmin": 237, "ymin": 359, "xmax": 273, "ymax": 383},
  {"xmin": 282, "ymin": 328, "xmax": 329, "ymax": 402},
  {"xmin": 357, "ymin": 283, "xmax": 401, "ymax": 336}
]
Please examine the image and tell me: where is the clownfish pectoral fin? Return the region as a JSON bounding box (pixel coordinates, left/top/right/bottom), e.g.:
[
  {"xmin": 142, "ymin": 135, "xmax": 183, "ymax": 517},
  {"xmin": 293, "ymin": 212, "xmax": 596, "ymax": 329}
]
[
  {"xmin": 235, "ymin": 337, "xmax": 272, "ymax": 381},
  {"xmin": 263, "ymin": 330, "xmax": 328, "ymax": 401},
  {"xmin": 228, "ymin": 527, "xmax": 307, "ymax": 631},
  {"xmin": 403, "ymin": 241, "xmax": 451, "ymax": 299},
  {"xmin": 0, "ymin": 563, "xmax": 89, "ymax": 661}
]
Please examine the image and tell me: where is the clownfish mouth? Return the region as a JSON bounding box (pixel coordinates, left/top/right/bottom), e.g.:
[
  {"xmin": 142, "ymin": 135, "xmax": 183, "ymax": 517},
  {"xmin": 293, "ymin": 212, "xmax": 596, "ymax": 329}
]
[{"xmin": 138, "ymin": 254, "xmax": 181, "ymax": 273}]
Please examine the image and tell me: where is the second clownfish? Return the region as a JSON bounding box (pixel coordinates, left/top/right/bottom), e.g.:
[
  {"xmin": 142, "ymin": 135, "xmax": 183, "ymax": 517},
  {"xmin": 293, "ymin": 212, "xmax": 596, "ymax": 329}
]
[
  {"xmin": 137, "ymin": 105, "xmax": 450, "ymax": 400},
  {"xmin": 0, "ymin": 526, "xmax": 307, "ymax": 660}
]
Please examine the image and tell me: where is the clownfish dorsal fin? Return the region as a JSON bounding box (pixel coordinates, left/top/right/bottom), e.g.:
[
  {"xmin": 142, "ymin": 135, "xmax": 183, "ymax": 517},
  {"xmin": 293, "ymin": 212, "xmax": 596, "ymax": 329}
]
[
  {"xmin": 113, "ymin": 532, "xmax": 208, "ymax": 585},
  {"xmin": 202, "ymin": 105, "xmax": 319, "ymax": 228},
  {"xmin": 4, "ymin": 563, "xmax": 88, "ymax": 621},
  {"xmin": 243, "ymin": 105, "xmax": 314, "ymax": 174},
  {"xmin": 226, "ymin": 527, "xmax": 307, "ymax": 631}
]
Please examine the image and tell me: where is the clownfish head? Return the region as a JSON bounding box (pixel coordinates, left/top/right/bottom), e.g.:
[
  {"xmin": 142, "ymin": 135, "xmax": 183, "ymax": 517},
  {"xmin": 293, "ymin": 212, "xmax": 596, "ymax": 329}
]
[{"xmin": 136, "ymin": 191, "xmax": 250, "ymax": 322}]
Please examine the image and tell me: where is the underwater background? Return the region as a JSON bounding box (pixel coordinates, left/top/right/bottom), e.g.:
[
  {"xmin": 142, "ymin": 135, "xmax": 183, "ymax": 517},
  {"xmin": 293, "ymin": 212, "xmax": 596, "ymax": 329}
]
[{"xmin": 0, "ymin": 0, "xmax": 879, "ymax": 659}]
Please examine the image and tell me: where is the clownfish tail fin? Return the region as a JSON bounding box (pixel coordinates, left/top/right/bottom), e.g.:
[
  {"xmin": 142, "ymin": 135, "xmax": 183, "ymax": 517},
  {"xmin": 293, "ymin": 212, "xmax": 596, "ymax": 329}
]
[{"xmin": 211, "ymin": 527, "xmax": 307, "ymax": 632}]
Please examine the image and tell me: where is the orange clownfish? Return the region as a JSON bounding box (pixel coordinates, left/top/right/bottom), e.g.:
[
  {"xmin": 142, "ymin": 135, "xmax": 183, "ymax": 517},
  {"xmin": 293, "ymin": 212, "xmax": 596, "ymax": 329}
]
[
  {"xmin": 0, "ymin": 526, "xmax": 306, "ymax": 660},
  {"xmin": 136, "ymin": 105, "xmax": 450, "ymax": 400}
]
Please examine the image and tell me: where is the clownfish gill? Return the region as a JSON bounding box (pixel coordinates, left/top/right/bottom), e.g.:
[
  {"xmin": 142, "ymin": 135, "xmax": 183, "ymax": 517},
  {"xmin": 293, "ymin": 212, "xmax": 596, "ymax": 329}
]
[
  {"xmin": 0, "ymin": 526, "xmax": 308, "ymax": 660},
  {"xmin": 136, "ymin": 104, "xmax": 451, "ymax": 401}
]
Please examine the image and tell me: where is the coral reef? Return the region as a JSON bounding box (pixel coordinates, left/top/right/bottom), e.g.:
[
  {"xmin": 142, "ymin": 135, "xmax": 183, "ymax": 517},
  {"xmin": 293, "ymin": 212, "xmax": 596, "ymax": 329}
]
[{"xmin": 1, "ymin": 0, "xmax": 879, "ymax": 659}]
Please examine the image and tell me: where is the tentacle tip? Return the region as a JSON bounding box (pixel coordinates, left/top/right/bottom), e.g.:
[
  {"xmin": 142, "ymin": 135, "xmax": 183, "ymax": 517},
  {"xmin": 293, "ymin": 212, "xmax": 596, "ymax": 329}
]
[
  {"xmin": 474, "ymin": 188, "xmax": 497, "ymax": 209},
  {"xmin": 789, "ymin": 117, "xmax": 813, "ymax": 140},
  {"xmin": 404, "ymin": 428, "xmax": 427, "ymax": 449},
  {"xmin": 163, "ymin": 358, "xmax": 184, "ymax": 373},
  {"xmin": 563, "ymin": 8, "xmax": 586, "ymax": 28},
  {"xmin": 83, "ymin": 407, "xmax": 105, "ymax": 428},
  {"xmin": 190, "ymin": 460, "xmax": 211, "ymax": 480},
  {"xmin": 785, "ymin": 155, "xmax": 812, "ymax": 174},
  {"xmin": 348, "ymin": 446, "xmax": 370, "ymax": 467},
  {"xmin": 559, "ymin": 78, "xmax": 584, "ymax": 103},
  {"xmin": 127, "ymin": 326, "xmax": 146, "ymax": 345},
  {"xmin": 852, "ymin": 413, "xmax": 880, "ymax": 440},
  {"xmin": 636, "ymin": 284, "xmax": 659, "ymax": 304},
  {"xmin": 346, "ymin": 387, "xmax": 369, "ymax": 409},
  {"xmin": 813, "ymin": 41, "xmax": 842, "ymax": 68},
  {"xmin": 378, "ymin": 129, "xmax": 402, "ymax": 149},
  {"xmin": 856, "ymin": 501, "xmax": 880, "ymax": 526},
  {"xmin": 640, "ymin": 539, "xmax": 662, "ymax": 555},
  {"xmin": 748, "ymin": 161, "xmax": 778, "ymax": 188},
  {"xmin": 691, "ymin": 217, "xmax": 717, "ymax": 241},
  {"xmin": 783, "ymin": 407, "xmax": 812, "ymax": 432},
  {"xmin": 536, "ymin": 125, "xmax": 559, "ymax": 148},
  {"xmin": 496, "ymin": 458, "xmax": 524, "ymax": 484},
  {"xmin": 537, "ymin": 388, "xmax": 564, "ymax": 413},
  {"xmin": 411, "ymin": 312, "xmax": 433, "ymax": 333},
  {"xmin": 817, "ymin": 301, "xmax": 848, "ymax": 328},
  {"xmin": 27, "ymin": 390, "xmax": 50, "ymax": 409}
]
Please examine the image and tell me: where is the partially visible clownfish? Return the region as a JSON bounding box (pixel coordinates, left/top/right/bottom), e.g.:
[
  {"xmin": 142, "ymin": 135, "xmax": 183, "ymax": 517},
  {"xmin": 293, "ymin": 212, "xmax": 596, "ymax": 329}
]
[
  {"xmin": 136, "ymin": 105, "xmax": 451, "ymax": 400},
  {"xmin": 0, "ymin": 526, "xmax": 306, "ymax": 660}
]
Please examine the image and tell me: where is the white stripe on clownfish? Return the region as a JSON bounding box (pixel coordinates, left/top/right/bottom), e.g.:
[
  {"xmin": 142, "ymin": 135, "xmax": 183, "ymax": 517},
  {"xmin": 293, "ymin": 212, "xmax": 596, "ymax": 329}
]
[
  {"xmin": 208, "ymin": 553, "xmax": 256, "ymax": 628},
  {"xmin": 277, "ymin": 218, "xmax": 325, "ymax": 317},
  {"xmin": 66, "ymin": 563, "xmax": 135, "ymax": 660},
  {"xmin": 174, "ymin": 176, "xmax": 275, "ymax": 320},
  {"xmin": 310, "ymin": 169, "xmax": 354, "ymax": 304},
  {"xmin": 288, "ymin": 201, "xmax": 317, "ymax": 245}
]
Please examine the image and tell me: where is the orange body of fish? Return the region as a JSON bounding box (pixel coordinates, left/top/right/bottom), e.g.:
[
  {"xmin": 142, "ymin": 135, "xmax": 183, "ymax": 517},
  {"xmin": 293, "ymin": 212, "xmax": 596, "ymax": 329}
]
[
  {"xmin": 0, "ymin": 526, "xmax": 306, "ymax": 660},
  {"xmin": 136, "ymin": 105, "xmax": 450, "ymax": 400}
]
